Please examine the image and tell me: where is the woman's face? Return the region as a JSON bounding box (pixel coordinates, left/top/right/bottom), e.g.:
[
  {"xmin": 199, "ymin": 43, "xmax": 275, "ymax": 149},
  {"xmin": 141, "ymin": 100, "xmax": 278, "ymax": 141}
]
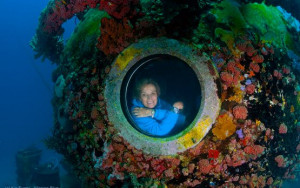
[{"xmin": 140, "ymin": 84, "xmax": 158, "ymax": 108}]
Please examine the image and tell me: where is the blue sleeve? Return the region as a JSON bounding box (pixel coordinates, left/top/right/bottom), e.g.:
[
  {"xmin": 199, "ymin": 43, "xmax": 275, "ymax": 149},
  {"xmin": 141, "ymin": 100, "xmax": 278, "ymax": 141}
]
[
  {"xmin": 133, "ymin": 111, "xmax": 179, "ymax": 136},
  {"xmin": 153, "ymin": 109, "xmax": 169, "ymax": 120}
]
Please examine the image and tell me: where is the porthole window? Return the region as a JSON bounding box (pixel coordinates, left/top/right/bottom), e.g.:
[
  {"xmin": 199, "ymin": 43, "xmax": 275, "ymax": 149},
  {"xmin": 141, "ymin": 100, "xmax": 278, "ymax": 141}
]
[
  {"xmin": 105, "ymin": 38, "xmax": 220, "ymax": 155},
  {"xmin": 120, "ymin": 54, "xmax": 201, "ymax": 138}
]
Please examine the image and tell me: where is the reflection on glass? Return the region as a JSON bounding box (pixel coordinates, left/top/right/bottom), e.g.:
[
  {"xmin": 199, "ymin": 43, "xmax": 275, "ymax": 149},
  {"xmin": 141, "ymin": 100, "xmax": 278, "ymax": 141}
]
[{"xmin": 121, "ymin": 54, "xmax": 201, "ymax": 137}]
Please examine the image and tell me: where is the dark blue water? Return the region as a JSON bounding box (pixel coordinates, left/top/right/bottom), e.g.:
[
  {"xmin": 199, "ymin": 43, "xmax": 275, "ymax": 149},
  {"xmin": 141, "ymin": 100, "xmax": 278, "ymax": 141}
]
[{"xmin": 0, "ymin": 1, "xmax": 75, "ymax": 186}]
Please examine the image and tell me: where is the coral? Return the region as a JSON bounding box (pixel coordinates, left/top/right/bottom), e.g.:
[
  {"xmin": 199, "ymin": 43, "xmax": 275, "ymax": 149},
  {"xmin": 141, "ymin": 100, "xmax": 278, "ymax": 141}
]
[
  {"xmin": 249, "ymin": 62, "xmax": 260, "ymax": 73},
  {"xmin": 279, "ymin": 123, "xmax": 288, "ymax": 134},
  {"xmin": 232, "ymin": 105, "xmax": 248, "ymax": 120},
  {"xmin": 225, "ymin": 149, "xmax": 247, "ymax": 167},
  {"xmin": 282, "ymin": 66, "xmax": 290, "ymax": 74},
  {"xmin": 227, "ymin": 85, "xmax": 245, "ymax": 103},
  {"xmin": 212, "ymin": 113, "xmax": 236, "ymax": 140},
  {"xmin": 275, "ymin": 155, "xmax": 286, "ymax": 167},
  {"xmin": 251, "ymin": 54, "xmax": 264, "ymax": 63},
  {"xmin": 91, "ymin": 107, "xmax": 99, "ymax": 120},
  {"xmin": 208, "ymin": 149, "xmax": 220, "ymax": 159},
  {"xmin": 245, "ymin": 84, "xmax": 255, "ymax": 95},
  {"xmin": 273, "ymin": 70, "xmax": 283, "ymax": 79},
  {"xmin": 198, "ymin": 159, "xmax": 213, "ymax": 174},
  {"xmin": 99, "ymin": 0, "xmax": 139, "ymax": 20},
  {"xmin": 97, "ymin": 18, "xmax": 136, "ymax": 56},
  {"xmin": 220, "ymin": 71, "xmax": 234, "ymax": 87},
  {"xmin": 43, "ymin": 0, "xmax": 101, "ymax": 34},
  {"xmin": 244, "ymin": 145, "xmax": 265, "ymax": 158}
]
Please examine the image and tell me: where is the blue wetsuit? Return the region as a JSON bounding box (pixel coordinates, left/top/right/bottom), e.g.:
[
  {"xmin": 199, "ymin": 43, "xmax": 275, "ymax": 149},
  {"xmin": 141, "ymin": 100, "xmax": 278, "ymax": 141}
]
[{"xmin": 131, "ymin": 98, "xmax": 186, "ymax": 136}]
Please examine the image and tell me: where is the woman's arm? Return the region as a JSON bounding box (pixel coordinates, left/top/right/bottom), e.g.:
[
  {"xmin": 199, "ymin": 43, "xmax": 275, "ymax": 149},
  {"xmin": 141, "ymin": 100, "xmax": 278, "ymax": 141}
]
[{"xmin": 133, "ymin": 111, "xmax": 179, "ymax": 136}]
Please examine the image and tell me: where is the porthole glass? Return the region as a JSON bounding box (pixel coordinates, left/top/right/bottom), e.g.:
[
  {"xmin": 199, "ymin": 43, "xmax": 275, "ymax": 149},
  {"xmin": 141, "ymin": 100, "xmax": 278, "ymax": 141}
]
[{"xmin": 121, "ymin": 54, "xmax": 201, "ymax": 138}]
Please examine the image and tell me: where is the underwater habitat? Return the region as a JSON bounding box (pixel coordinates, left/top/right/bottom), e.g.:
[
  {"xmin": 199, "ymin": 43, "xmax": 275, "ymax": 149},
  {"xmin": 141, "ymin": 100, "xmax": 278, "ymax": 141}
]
[{"xmin": 2, "ymin": 0, "xmax": 300, "ymax": 187}]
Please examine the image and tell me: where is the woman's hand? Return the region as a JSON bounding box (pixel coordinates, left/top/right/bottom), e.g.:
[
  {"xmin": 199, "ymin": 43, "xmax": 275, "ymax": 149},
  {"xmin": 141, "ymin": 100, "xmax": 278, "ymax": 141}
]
[
  {"xmin": 133, "ymin": 107, "xmax": 153, "ymax": 117},
  {"xmin": 173, "ymin": 101, "xmax": 184, "ymax": 110}
]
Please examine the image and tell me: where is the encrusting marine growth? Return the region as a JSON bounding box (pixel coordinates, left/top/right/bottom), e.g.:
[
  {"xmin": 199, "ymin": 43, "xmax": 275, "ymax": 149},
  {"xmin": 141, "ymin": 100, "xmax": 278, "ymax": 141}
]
[{"xmin": 31, "ymin": 0, "xmax": 300, "ymax": 187}]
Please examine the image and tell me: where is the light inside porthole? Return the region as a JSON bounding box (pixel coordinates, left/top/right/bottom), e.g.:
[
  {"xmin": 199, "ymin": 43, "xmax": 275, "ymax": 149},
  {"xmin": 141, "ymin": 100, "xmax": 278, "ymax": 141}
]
[{"xmin": 121, "ymin": 54, "xmax": 201, "ymax": 138}]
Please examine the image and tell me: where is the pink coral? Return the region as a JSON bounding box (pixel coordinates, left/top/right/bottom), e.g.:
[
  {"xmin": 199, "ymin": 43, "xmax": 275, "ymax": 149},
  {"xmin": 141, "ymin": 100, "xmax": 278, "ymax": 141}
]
[
  {"xmin": 266, "ymin": 177, "xmax": 273, "ymax": 185},
  {"xmin": 279, "ymin": 123, "xmax": 287, "ymax": 134},
  {"xmin": 246, "ymin": 44, "xmax": 256, "ymax": 56},
  {"xmin": 249, "ymin": 62, "xmax": 260, "ymax": 73},
  {"xmin": 236, "ymin": 40, "xmax": 247, "ymax": 52},
  {"xmin": 233, "ymin": 105, "xmax": 248, "ymax": 120},
  {"xmin": 275, "ymin": 155, "xmax": 286, "ymax": 167},
  {"xmin": 220, "ymin": 72, "xmax": 234, "ymax": 86},
  {"xmin": 226, "ymin": 60, "xmax": 236, "ymax": 73},
  {"xmin": 245, "ymin": 84, "xmax": 255, "ymax": 94},
  {"xmin": 251, "ymin": 54, "xmax": 264, "ymax": 63},
  {"xmin": 97, "ymin": 18, "xmax": 135, "ymax": 56},
  {"xmin": 225, "ymin": 150, "xmax": 246, "ymax": 167},
  {"xmin": 99, "ymin": 0, "xmax": 139, "ymax": 19},
  {"xmin": 244, "ymin": 145, "xmax": 264, "ymax": 156},
  {"xmin": 273, "ymin": 70, "xmax": 282, "ymax": 79},
  {"xmin": 198, "ymin": 159, "xmax": 213, "ymax": 174},
  {"xmin": 282, "ymin": 66, "xmax": 290, "ymax": 74}
]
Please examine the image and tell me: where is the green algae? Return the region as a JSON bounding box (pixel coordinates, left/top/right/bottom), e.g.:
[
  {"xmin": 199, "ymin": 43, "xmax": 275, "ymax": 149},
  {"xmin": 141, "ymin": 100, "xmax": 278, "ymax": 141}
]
[
  {"xmin": 211, "ymin": 0, "xmax": 247, "ymax": 35},
  {"xmin": 214, "ymin": 28, "xmax": 235, "ymax": 50},
  {"xmin": 210, "ymin": 0, "xmax": 297, "ymax": 52},
  {"xmin": 240, "ymin": 2, "xmax": 293, "ymax": 49},
  {"xmin": 63, "ymin": 9, "xmax": 109, "ymax": 59}
]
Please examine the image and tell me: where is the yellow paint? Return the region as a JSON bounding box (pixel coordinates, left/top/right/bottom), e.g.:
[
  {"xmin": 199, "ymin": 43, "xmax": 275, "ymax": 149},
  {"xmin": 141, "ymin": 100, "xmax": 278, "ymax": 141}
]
[
  {"xmin": 115, "ymin": 47, "xmax": 142, "ymax": 71},
  {"xmin": 178, "ymin": 116, "xmax": 212, "ymax": 149}
]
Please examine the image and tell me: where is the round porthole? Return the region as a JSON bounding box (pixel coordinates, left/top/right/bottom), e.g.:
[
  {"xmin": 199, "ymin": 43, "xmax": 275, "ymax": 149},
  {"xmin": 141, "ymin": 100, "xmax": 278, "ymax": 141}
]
[
  {"xmin": 105, "ymin": 38, "xmax": 220, "ymax": 155},
  {"xmin": 120, "ymin": 54, "xmax": 201, "ymax": 138}
]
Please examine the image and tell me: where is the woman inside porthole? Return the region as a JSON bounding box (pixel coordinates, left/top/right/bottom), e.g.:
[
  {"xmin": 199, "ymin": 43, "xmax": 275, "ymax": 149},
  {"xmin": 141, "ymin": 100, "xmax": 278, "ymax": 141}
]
[{"xmin": 131, "ymin": 78, "xmax": 186, "ymax": 136}]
